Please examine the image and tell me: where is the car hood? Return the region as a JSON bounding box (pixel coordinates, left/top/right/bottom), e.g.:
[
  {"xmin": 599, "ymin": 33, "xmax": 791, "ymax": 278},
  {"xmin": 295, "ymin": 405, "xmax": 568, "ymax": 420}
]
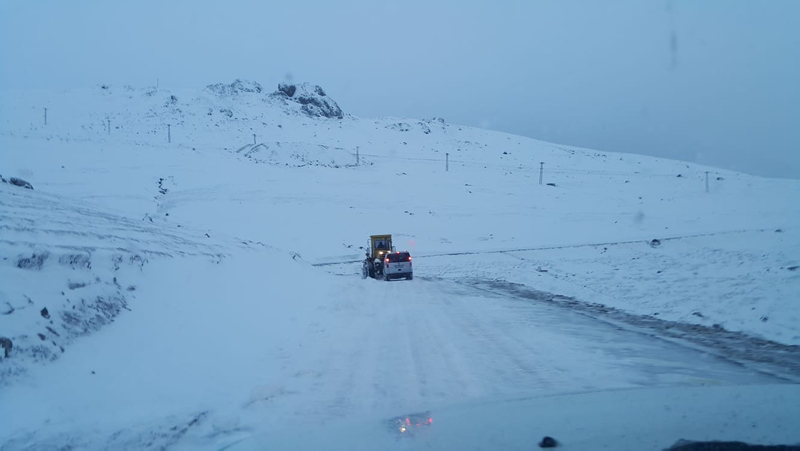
[{"xmin": 222, "ymin": 384, "xmax": 800, "ymax": 450}]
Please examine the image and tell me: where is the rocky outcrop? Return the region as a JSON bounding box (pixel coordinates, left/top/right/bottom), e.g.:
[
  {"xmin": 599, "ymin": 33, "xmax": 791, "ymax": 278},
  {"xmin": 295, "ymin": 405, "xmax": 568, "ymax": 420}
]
[
  {"xmin": 9, "ymin": 177, "xmax": 33, "ymax": 189},
  {"xmin": 206, "ymin": 79, "xmax": 264, "ymax": 96},
  {"xmin": 272, "ymin": 82, "xmax": 344, "ymax": 119}
]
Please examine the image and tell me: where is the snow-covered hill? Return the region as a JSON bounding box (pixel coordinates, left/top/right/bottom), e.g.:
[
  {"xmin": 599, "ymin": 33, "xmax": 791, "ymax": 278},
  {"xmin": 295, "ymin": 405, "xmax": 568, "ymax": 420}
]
[
  {"xmin": 1, "ymin": 80, "xmax": 799, "ymax": 448},
  {"xmin": 2, "ymin": 78, "xmax": 799, "ymax": 349}
]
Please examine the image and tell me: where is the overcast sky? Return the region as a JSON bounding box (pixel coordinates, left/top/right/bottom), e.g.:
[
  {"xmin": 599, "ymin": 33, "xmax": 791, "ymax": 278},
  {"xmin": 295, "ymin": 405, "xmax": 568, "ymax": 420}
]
[{"xmin": 2, "ymin": 0, "xmax": 798, "ymax": 178}]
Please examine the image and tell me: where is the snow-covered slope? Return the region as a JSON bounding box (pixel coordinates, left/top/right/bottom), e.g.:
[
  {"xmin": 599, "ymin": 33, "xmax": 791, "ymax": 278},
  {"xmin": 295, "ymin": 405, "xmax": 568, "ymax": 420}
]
[
  {"xmin": 1, "ymin": 81, "xmax": 799, "ymax": 448},
  {"xmin": 3, "ymin": 81, "xmax": 797, "ymax": 339}
]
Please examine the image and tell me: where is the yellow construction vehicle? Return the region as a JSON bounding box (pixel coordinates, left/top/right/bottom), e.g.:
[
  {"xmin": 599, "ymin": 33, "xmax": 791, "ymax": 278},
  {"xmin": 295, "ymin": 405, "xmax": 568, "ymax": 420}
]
[
  {"xmin": 362, "ymin": 234, "xmax": 393, "ymax": 279},
  {"xmin": 362, "ymin": 234, "xmax": 414, "ymax": 280}
]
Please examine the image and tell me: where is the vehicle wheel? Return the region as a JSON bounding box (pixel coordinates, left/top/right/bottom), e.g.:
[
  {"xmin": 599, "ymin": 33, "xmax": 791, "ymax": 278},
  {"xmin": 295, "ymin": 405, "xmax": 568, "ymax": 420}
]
[
  {"xmin": 368, "ymin": 265, "xmax": 375, "ymax": 278},
  {"xmin": 384, "ymin": 272, "xmax": 391, "ymax": 281},
  {"xmin": 407, "ymin": 274, "xmax": 413, "ymax": 280},
  {"xmin": 361, "ymin": 263, "xmax": 368, "ymax": 279}
]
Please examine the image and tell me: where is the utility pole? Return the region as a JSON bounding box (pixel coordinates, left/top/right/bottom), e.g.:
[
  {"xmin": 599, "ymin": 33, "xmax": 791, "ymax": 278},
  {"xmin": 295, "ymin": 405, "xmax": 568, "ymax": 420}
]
[
  {"xmin": 539, "ymin": 162, "xmax": 544, "ymax": 185},
  {"xmin": 705, "ymin": 171, "xmax": 709, "ymax": 193},
  {"xmin": 44, "ymin": 108, "xmax": 47, "ymax": 125},
  {"xmin": 253, "ymin": 133, "xmax": 257, "ymax": 145},
  {"xmin": 167, "ymin": 124, "xmax": 171, "ymax": 143},
  {"xmin": 446, "ymin": 153, "xmax": 449, "ymax": 172}
]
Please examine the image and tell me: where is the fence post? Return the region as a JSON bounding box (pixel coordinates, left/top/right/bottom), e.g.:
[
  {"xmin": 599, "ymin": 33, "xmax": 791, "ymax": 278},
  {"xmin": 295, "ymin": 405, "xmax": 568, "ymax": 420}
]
[
  {"xmin": 539, "ymin": 162, "xmax": 544, "ymax": 185},
  {"xmin": 44, "ymin": 108, "xmax": 47, "ymax": 125},
  {"xmin": 446, "ymin": 153, "xmax": 449, "ymax": 171},
  {"xmin": 356, "ymin": 146, "xmax": 360, "ymax": 166},
  {"xmin": 253, "ymin": 133, "xmax": 256, "ymax": 145},
  {"xmin": 168, "ymin": 124, "xmax": 171, "ymax": 143},
  {"xmin": 107, "ymin": 119, "xmax": 110, "ymax": 135},
  {"xmin": 705, "ymin": 171, "xmax": 709, "ymax": 193}
]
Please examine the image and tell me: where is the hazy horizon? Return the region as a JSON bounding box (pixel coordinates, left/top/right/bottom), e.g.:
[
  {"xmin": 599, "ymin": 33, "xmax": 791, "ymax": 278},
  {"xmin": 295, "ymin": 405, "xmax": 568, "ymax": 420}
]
[{"xmin": 2, "ymin": 0, "xmax": 798, "ymax": 178}]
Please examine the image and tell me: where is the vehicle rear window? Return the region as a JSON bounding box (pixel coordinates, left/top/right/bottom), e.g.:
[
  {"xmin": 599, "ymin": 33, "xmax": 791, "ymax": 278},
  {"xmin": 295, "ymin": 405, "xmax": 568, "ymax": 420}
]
[{"xmin": 386, "ymin": 252, "xmax": 411, "ymax": 262}]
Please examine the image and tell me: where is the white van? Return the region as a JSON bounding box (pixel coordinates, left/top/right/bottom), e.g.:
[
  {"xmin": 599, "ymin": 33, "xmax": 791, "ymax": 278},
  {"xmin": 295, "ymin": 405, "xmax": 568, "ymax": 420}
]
[{"xmin": 382, "ymin": 251, "xmax": 413, "ymax": 280}]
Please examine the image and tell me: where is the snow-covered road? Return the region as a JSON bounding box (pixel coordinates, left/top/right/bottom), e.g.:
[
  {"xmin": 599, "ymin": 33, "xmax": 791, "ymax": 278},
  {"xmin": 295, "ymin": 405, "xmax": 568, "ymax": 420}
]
[
  {"xmin": 4, "ymin": 257, "xmax": 790, "ymax": 449},
  {"xmin": 305, "ymin": 275, "xmax": 781, "ymax": 415},
  {"xmin": 229, "ymin": 272, "xmax": 793, "ymax": 449}
]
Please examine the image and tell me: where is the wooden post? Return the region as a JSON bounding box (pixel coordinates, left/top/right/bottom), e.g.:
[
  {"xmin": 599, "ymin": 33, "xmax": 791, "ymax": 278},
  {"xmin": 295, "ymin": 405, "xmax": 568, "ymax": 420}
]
[{"xmin": 539, "ymin": 162, "xmax": 544, "ymax": 185}]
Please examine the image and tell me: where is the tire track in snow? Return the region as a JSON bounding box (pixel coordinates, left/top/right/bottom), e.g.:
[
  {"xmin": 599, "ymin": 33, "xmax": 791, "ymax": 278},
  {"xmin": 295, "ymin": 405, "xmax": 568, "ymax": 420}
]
[{"xmin": 443, "ymin": 299, "xmax": 557, "ymax": 394}]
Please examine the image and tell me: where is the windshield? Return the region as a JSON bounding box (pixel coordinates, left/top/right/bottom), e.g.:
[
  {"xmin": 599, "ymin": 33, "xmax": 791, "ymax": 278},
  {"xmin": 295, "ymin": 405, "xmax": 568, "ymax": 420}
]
[{"xmin": 1, "ymin": 2, "xmax": 799, "ymax": 450}]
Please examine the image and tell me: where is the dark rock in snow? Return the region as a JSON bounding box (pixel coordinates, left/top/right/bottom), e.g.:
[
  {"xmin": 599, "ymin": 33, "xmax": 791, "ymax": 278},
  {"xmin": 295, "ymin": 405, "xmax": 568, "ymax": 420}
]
[
  {"xmin": 538, "ymin": 436, "xmax": 558, "ymax": 448},
  {"xmin": 278, "ymin": 83, "xmax": 297, "ymax": 97},
  {"xmin": 649, "ymin": 239, "xmax": 662, "ymax": 248},
  {"xmin": 787, "ymin": 266, "xmax": 799, "ymax": 271},
  {"xmin": 0, "ymin": 337, "xmax": 12, "ymax": 358},
  {"xmin": 17, "ymin": 252, "xmax": 49, "ymax": 270},
  {"xmin": 9, "ymin": 177, "xmax": 34, "ymax": 189},
  {"xmin": 273, "ymin": 83, "xmax": 344, "ymax": 119},
  {"xmin": 59, "ymin": 253, "xmax": 91, "ymax": 269},
  {"xmin": 546, "ymin": 183, "xmax": 556, "ymax": 187},
  {"xmin": 41, "ymin": 307, "xmax": 50, "ymax": 319},
  {"xmin": 0, "ymin": 174, "xmax": 6, "ymax": 183}
]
